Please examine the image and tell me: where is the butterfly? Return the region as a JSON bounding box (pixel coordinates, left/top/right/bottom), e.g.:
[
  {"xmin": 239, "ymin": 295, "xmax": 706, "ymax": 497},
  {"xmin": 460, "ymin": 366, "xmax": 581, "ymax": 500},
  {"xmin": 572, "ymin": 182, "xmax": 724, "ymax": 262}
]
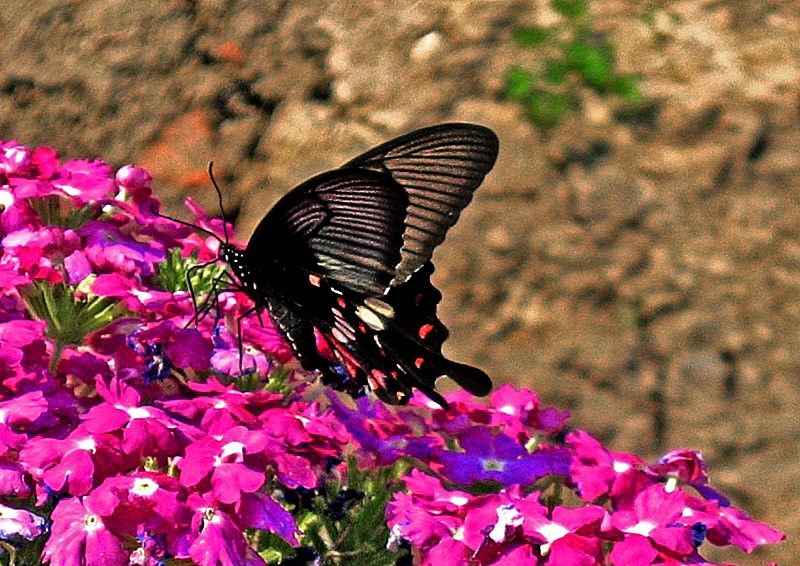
[{"xmin": 184, "ymin": 123, "xmax": 498, "ymax": 409}]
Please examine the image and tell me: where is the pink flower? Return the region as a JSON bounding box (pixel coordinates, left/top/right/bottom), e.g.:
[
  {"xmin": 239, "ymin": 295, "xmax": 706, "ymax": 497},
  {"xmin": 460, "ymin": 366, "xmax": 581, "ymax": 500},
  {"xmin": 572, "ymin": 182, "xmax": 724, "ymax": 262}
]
[
  {"xmin": 0, "ymin": 141, "xmax": 30, "ymax": 175},
  {"xmin": 178, "ymin": 425, "xmax": 268, "ymax": 506},
  {"xmin": 88, "ymin": 472, "xmax": 191, "ymax": 556},
  {"xmin": 19, "ymin": 425, "xmax": 125, "ymax": 497},
  {"xmin": 82, "ymin": 377, "xmax": 200, "ymax": 461},
  {"xmin": 609, "ymin": 484, "xmax": 696, "ymax": 561},
  {"xmin": 567, "ymin": 429, "xmax": 651, "ymax": 507},
  {"xmin": 42, "ymin": 496, "xmax": 128, "ymax": 566},
  {"xmin": 187, "ymin": 493, "xmax": 266, "ymax": 566},
  {"xmin": 51, "ymin": 159, "xmax": 115, "ymax": 203}
]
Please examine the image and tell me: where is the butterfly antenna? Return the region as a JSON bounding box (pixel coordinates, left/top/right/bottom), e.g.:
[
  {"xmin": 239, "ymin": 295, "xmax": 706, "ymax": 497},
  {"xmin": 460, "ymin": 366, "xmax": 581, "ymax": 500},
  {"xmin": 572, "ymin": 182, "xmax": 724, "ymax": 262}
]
[
  {"xmin": 154, "ymin": 211, "xmax": 224, "ymax": 246},
  {"xmin": 207, "ymin": 162, "xmax": 230, "ymax": 245}
]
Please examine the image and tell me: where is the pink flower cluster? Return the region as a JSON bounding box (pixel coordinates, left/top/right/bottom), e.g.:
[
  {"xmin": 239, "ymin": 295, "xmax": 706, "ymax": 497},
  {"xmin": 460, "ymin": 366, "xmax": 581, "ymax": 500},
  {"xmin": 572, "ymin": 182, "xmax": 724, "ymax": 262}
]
[{"xmin": 0, "ymin": 139, "xmax": 784, "ymax": 565}]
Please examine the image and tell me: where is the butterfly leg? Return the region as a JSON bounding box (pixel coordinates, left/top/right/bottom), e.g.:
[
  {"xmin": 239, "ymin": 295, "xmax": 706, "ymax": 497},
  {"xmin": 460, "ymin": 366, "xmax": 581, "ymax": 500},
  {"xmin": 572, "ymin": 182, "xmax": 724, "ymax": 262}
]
[{"xmin": 185, "ymin": 260, "xmax": 228, "ymax": 325}]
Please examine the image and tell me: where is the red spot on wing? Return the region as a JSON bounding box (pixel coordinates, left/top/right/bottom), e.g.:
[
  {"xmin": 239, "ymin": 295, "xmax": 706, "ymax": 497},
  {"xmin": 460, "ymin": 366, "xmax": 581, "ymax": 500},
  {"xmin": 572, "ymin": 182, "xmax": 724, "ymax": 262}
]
[
  {"xmin": 337, "ymin": 297, "xmax": 347, "ymax": 309},
  {"xmin": 419, "ymin": 323, "xmax": 434, "ymax": 339},
  {"xmin": 415, "ymin": 357, "xmax": 425, "ymax": 369},
  {"xmin": 309, "ymin": 274, "xmax": 321, "ymax": 287}
]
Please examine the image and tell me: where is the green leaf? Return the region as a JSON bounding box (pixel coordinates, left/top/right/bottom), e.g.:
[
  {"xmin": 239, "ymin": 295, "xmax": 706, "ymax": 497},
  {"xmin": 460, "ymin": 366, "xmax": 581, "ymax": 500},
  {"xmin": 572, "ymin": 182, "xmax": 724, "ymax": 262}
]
[
  {"xmin": 611, "ymin": 74, "xmax": 643, "ymax": 102},
  {"xmin": 503, "ymin": 66, "xmax": 536, "ymax": 101},
  {"xmin": 552, "ymin": 0, "xmax": 588, "ymax": 19},
  {"xmin": 28, "ymin": 195, "xmax": 100, "ymax": 229},
  {"xmin": 22, "ymin": 281, "xmax": 126, "ymax": 370},
  {"xmin": 513, "ymin": 26, "xmax": 548, "ymax": 46},
  {"xmin": 565, "ymin": 40, "xmax": 615, "ymax": 90},
  {"xmin": 544, "ymin": 59, "xmax": 570, "ymax": 85}
]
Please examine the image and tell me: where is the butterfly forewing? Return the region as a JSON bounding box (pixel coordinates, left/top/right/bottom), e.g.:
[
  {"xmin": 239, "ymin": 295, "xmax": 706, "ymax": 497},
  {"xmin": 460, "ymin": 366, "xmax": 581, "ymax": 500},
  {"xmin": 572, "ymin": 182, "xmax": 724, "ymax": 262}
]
[
  {"xmin": 246, "ymin": 169, "xmax": 408, "ymax": 295},
  {"xmin": 345, "ymin": 123, "xmax": 499, "ymax": 285}
]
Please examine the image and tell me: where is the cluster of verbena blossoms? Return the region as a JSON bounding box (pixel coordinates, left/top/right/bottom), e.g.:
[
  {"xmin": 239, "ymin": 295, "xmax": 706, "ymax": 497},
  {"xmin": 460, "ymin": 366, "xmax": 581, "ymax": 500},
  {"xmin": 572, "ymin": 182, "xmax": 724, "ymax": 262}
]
[{"xmin": 0, "ymin": 139, "xmax": 784, "ymax": 565}]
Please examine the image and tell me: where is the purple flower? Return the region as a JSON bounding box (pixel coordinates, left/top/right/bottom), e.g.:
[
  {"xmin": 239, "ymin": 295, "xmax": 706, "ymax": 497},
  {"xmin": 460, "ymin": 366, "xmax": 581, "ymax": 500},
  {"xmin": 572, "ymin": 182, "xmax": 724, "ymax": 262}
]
[
  {"xmin": 127, "ymin": 322, "xmax": 211, "ymax": 374},
  {"xmin": 63, "ymin": 249, "xmax": 93, "ymax": 284},
  {"xmin": 81, "ymin": 221, "xmax": 165, "ymax": 277},
  {"xmin": 327, "ymin": 392, "xmax": 440, "ymax": 466},
  {"xmin": 42, "ymin": 496, "xmax": 128, "ymax": 566},
  {"xmin": 209, "ymin": 324, "xmax": 270, "ymax": 377},
  {"xmin": 238, "ymin": 491, "xmax": 301, "ymax": 547},
  {"xmin": 436, "ymin": 426, "xmax": 570, "ymax": 486}
]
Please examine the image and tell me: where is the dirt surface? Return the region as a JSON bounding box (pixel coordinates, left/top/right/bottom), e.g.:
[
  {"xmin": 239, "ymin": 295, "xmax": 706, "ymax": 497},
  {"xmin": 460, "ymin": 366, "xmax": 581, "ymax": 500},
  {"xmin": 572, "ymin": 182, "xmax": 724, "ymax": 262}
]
[{"xmin": 1, "ymin": 1, "xmax": 798, "ymax": 563}]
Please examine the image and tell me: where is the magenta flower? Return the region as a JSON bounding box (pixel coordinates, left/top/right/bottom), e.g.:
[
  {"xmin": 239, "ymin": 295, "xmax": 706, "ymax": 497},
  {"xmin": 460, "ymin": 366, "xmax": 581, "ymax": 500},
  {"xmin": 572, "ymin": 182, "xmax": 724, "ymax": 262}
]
[
  {"xmin": 82, "ymin": 377, "xmax": 200, "ymax": 461},
  {"xmin": 0, "ymin": 137, "xmax": 783, "ymax": 564},
  {"xmin": 0, "ymin": 141, "xmax": 31, "ymax": 175},
  {"xmin": 567, "ymin": 429, "xmax": 651, "ymax": 506},
  {"xmin": 649, "ymin": 449, "xmax": 730, "ymax": 506},
  {"xmin": 609, "ymin": 484, "xmax": 697, "ymax": 562},
  {"xmin": 20, "ymin": 425, "xmax": 125, "ymax": 497},
  {"xmin": 31, "ymin": 146, "xmax": 59, "ymax": 179},
  {"xmin": 51, "ymin": 159, "xmax": 116, "ymax": 203},
  {"xmin": 521, "ymin": 504, "xmax": 607, "ymax": 565},
  {"xmin": 187, "ymin": 492, "xmax": 266, "ymax": 566},
  {"xmin": 178, "ymin": 425, "xmax": 268, "ymax": 506},
  {"xmin": 42, "ymin": 496, "xmax": 128, "ymax": 566},
  {"xmin": 695, "ymin": 498, "xmax": 785, "ymax": 553},
  {"xmin": 88, "ymin": 472, "xmax": 191, "ymax": 556},
  {"xmin": 160, "ymin": 377, "xmax": 280, "ymax": 430},
  {"xmin": 486, "ymin": 384, "xmax": 570, "ymax": 436}
]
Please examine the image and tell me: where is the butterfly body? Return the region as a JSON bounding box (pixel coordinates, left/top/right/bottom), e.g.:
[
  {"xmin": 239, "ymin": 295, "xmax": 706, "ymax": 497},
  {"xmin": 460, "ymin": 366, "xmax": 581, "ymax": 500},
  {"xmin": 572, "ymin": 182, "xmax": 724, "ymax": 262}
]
[{"xmin": 222, "ymin": 123, "xmax": 499, "ymax": 408}]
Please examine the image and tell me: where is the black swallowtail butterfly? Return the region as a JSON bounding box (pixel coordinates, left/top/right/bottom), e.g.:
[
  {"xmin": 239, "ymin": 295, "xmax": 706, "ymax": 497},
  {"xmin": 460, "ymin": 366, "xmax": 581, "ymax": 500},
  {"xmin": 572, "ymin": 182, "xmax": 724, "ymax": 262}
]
[{"xmin": 183, "ymin": 123, "xmax": 498, "ymax": 409}]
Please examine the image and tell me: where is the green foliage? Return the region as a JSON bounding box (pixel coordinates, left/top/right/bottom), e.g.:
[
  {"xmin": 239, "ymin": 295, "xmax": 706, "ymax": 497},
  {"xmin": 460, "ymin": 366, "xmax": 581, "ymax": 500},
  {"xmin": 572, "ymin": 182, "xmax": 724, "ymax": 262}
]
[
  {"xmin": 552, "ymin": 0, "xmax": 588, "ymax": 18},
  {"xmin": 503, "ymin": 0, "xmax": 643, "ymax": 129},
  {"xmin": 152, "ymin": 248, "xmax": 227, "ymax": 297},
  {"xmin": 29, "ymin": 195, "xmax": 99, "ymax": 229},
  {"xmin": 22, "ymin": 281, "xmax": 125, "ymax": 371},
  {"xmin": 512, "ymin": 26, "xmax": 548, "ymax": 47},
  {"xmin": 265, "ymin": 457, "xmax": 411, "ymax": 565}
]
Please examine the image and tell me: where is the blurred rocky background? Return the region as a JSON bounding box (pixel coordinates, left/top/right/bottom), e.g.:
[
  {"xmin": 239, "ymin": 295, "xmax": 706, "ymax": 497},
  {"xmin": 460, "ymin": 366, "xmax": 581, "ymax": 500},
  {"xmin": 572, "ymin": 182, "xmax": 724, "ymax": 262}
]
[{"xmin": 1, "ymin": 1, "xmax": 797, "ymax": 562}]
